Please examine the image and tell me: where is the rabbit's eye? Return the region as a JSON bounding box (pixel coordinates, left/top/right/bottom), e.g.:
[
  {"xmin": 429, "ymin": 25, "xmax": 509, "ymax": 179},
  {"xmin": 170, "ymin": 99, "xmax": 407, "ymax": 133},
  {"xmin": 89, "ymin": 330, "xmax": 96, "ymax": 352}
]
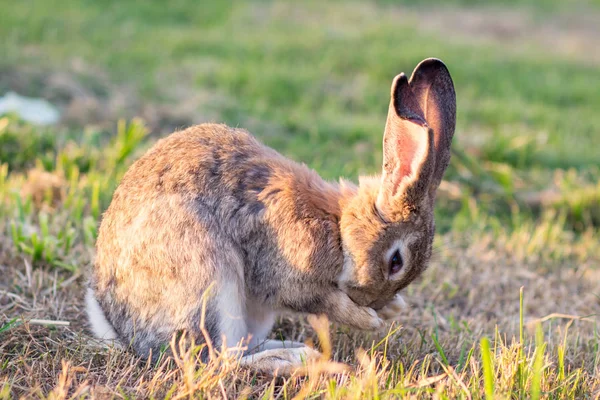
[{"xmin": 389, "ymin": 249, "xmax": 403, "ymax": 275}]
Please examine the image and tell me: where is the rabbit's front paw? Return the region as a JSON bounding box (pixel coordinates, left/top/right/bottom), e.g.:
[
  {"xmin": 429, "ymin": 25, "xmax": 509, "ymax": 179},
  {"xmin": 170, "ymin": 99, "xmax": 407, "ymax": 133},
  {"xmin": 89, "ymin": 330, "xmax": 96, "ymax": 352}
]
[
  {"xmin": 377, "ymin": 294, "xmax": 406, "ymax": 322},
  {"xmin": 354, "ymin": 306, "xmax": 385, "ymax": 331},
  {"xmin": 324, "ymin": 290, "xmax": 384, "ymax": 331}
]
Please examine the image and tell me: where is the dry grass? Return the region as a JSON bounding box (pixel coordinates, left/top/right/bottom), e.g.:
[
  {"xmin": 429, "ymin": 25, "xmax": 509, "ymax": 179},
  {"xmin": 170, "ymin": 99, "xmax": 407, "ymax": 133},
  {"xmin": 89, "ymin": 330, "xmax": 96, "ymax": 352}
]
[
  {"xmin": 1, "ymin": 160, "xmax": 599, "ymax": 397},
  {"xmin": 408, "ymin": 7, "xmax": 600, "ymax": 66}
]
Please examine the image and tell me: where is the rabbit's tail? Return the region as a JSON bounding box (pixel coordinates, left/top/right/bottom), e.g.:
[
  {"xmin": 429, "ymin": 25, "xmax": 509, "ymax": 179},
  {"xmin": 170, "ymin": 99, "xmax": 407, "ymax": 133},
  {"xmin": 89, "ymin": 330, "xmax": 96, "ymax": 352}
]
[{"xmin": 85, "ymin": 287, "xmax": 119, "ymax": 341}]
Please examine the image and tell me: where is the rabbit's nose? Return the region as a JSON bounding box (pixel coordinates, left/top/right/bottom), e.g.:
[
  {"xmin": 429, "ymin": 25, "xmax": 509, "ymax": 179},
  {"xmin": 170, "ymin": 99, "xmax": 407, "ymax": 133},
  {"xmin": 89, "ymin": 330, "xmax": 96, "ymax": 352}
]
[{"xmin": 369, "ymin": 297, "xmax": 391, "ymax": 311}]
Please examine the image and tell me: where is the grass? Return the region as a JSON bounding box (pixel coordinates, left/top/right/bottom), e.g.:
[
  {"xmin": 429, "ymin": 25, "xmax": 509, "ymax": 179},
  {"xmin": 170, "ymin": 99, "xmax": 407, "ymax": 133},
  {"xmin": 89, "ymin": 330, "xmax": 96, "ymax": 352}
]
[{"xmin": 1, "ymin": 0, "xmax": 600, "ymax": 398}]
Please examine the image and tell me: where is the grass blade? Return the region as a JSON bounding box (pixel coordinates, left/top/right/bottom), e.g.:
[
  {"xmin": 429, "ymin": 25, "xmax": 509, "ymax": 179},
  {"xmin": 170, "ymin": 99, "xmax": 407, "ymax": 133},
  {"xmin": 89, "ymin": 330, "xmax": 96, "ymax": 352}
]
[
  {"xmin": 480, "ymin": 337, "xmax": 494, "ymax": 400},
  {"xmin": 531, "ymin": 324, "xmax": 546, "ymax": 400},
  {"xmin": 0, "ymin": 318, "xmax": 20, "ymax": 334}
]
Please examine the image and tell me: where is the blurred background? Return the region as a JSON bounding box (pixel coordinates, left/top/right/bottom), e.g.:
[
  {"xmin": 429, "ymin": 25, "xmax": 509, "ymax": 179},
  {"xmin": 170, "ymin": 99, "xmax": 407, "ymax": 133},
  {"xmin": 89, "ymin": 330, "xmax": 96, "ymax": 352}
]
[{"xmin": 0, "ymin": 0, "xmax": 598, "ymax": 258}]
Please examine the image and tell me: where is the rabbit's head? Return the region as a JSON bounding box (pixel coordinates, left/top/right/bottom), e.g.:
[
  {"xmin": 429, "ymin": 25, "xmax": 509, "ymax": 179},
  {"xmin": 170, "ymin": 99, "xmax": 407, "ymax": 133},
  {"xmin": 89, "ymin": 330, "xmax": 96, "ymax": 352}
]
[{"xmin": 339, "ymin": 59, "xmax": 456, "ymax": 309}]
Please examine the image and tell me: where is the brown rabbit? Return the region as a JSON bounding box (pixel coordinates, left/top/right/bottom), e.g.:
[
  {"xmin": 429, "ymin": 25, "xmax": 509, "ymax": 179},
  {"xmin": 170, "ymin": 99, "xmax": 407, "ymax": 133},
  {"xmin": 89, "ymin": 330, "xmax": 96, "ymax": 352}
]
[{"xmin": 86, "ymin": 58, "xmax": 456, "ymax": 374}]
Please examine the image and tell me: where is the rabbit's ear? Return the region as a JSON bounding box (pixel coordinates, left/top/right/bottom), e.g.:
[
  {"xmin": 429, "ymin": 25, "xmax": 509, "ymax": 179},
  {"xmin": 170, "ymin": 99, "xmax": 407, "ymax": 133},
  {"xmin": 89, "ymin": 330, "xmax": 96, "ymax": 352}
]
[
  {"xmin": 408, "ymin": 58, "xmax": 456, "ymax": 195},
  {"xmin": 377, "ymin": 73, "xmax": 435, "ymax": 221}
]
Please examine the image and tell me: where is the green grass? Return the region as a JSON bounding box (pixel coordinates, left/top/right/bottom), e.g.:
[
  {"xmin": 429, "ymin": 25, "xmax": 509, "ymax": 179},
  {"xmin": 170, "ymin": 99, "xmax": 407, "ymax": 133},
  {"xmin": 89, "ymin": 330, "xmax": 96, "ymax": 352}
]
[
  {"xmin": 2, "ymin": 0, "xmax": 600, "ymax": 233},
  {"xmin": 1, "ymin": 0, "xmax": 599, "ymax": 398},
  {"xmin": 2, "ymin": 1, "xmax": 600, "ymax": 171}
]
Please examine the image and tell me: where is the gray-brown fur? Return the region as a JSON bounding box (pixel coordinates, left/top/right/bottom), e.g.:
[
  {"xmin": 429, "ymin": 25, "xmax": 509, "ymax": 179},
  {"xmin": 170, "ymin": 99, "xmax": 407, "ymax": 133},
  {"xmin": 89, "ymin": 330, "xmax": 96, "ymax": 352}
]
[
  {"xmin": 87, "ymin": 58, "xmax": 456, "ymax": 371},
  {"xmin": 340, "ymin": 58, "xmax": 456, "ymax": 309}
]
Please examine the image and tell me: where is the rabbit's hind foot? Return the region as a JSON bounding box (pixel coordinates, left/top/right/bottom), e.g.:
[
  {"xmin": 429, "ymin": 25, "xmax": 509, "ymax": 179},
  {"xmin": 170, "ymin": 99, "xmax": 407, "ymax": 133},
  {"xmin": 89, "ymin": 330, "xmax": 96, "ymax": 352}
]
[{"xmin": 240, "ymin": 345, "xmax": 322, "ymax": 375}]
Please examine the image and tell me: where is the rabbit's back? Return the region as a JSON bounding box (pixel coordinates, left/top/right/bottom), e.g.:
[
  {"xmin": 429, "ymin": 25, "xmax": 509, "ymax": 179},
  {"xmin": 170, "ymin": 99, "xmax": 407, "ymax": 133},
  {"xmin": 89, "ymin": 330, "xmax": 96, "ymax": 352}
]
[
  {"xmin": 91, "ymin": 124, "xmax": 272, "ymax": 355},
  {"xmin": 89, "ymin": 123, "xmax": 343, "ymax": 358},
  {"xmin": 100, "ymin": 123, "xmax": 283, "ymax": 246},
  {"xmin": 115, "ymin": 124, "xmax": 274, "ymax": 200}
]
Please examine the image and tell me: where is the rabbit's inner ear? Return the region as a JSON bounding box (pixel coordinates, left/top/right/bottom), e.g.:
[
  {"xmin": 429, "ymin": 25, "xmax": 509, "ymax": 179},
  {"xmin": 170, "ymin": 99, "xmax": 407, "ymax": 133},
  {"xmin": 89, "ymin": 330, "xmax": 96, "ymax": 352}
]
[
  {"xmin": 377, "ymin": 74, "xmax": 435, "ymax": 221},
  {"xmin": 408, "ymin": 58, "xmax": 457, "ymax": 194}
]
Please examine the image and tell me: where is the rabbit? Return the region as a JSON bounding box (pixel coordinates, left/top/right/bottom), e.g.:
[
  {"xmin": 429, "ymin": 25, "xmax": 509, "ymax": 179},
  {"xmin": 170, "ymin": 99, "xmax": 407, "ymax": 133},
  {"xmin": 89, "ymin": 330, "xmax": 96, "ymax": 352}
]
[{"xmin": 86, "ymin": 58, "xmax": 456, "ymax": 374}]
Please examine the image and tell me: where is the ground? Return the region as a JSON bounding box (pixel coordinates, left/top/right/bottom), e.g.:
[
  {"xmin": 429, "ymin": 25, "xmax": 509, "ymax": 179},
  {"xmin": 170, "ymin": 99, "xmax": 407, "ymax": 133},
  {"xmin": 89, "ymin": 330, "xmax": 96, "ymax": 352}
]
[{"xmin": 1, "ymin": 0, "xmax": 599, "ymax": 398}]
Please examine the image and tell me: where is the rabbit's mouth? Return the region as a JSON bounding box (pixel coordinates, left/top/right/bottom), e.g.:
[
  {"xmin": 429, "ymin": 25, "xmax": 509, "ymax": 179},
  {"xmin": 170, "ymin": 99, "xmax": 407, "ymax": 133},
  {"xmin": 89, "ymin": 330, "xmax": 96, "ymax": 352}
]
[
  {"xmin": 344, "ymin": 285, "xmax": 395, "ymax": 310},
  {"xmin": 343, "ymin": 286, "xmax": 377, "ymax": 307},
  {"xmin": 368, "ymin": 297, "xmax": 395, "ymax": 311}
]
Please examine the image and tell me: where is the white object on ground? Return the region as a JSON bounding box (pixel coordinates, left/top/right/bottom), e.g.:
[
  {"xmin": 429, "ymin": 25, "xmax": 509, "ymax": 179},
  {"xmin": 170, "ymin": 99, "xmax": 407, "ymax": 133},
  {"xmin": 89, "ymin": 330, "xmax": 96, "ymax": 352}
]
[{"xmin": 0, "ymin": 91, "xmax": 60, "ymax": 125}]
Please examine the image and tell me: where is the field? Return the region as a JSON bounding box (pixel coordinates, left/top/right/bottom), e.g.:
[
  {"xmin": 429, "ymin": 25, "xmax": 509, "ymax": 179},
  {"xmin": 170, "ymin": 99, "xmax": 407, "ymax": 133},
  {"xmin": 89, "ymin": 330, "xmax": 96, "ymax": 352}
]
[{"xmin": 1, "ymin": 0, "xmax": 600, "ymax": 398}]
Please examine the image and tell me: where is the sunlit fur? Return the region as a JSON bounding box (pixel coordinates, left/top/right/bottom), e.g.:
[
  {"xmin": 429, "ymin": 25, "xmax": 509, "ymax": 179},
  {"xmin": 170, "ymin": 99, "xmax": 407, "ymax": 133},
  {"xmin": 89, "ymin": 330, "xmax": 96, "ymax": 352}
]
[
  {"xmin": 338, "ymin": 176, "xmax": 435, "ymax": 310},
  {"xmin": 87, "ymin": 58, "xmax": 455, "ymax": 373}
]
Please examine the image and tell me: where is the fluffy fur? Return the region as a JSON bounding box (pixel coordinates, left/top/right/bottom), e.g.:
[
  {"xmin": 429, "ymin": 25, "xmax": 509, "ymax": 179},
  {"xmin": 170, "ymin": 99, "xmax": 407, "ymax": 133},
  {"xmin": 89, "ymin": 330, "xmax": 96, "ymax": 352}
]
[{"xmin": 87, "ymin": 58, "xmax": 456, "ymax": 373}]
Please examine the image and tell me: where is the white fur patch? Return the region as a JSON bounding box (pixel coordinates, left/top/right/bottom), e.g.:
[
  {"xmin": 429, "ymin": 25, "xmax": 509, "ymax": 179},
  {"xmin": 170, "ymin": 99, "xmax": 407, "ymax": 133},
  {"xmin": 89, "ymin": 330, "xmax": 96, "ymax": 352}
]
[
  {"xmin": 245, "ymin": 298, "xmax": 276, "ymax": 350},
  {"xmin": 217, "ymin": 280, "xmax": 248, "ymax": 353},
  {"xmin": 85, "ymin": 287, "xmax": 119, "ymax": 341}
]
